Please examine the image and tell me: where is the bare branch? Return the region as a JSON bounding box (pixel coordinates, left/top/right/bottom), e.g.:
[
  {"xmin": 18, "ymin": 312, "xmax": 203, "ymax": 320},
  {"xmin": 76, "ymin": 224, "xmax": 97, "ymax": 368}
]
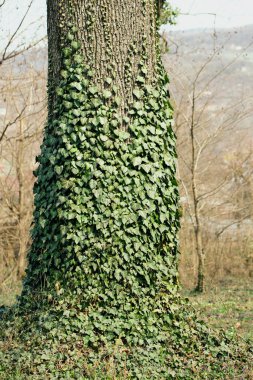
[
  {"xmin": 0, "ymin": 0, "xmax": 33, "ymax": 65},
  {"xmin": 197, "ymin": 176, "xmax": 229, "ymax": 202},
  {"xmin": 0, "ymin": 106, "xmax": 27, "ymax": 143},
  {"xmin": 1, "ymin": 36, "xmax": 46, "ymax": 65},
  {"xmin": 216, "ymin": 215, "xmax": 251, "ymax": 238}
]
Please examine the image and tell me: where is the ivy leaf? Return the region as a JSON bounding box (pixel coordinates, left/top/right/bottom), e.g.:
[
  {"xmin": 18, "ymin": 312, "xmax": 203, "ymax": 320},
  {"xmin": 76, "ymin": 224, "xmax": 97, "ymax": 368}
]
[
  {"xmin": 73, "ymin": 54, "xmax": 83, "ymax": 64},
  {"xmin": 152, "ymin": 90, "xmax": 160, "ymax": 98},
  {"xmin": 63, "ymin": 47, "xmax": 71, "ymax": 57},
  {"xmin": 73, "ymin": 109, "xmax": 81, "ymax": 117},
  {"xmin": 80, "ymin": 117, "xmax": 87, "ymax": 125},
  {"xmin": 164, "ymin": 154, "xmax": 172, "ymax": 166},
  {"xmin": 147, "ymin": 190, "xmax": 156, "ymax": 199},
  {"xmin": 71, "ymin": 82, "xmax": 82, "ymax": 91},
  {"xmin": 115, "ymin": 269, "xmax": 121, "ymax": 281},
  {"xmin": 88, "ymin": 86, "xmax": 98, "ymax": 95},
  {"xmin": 133, "ymin": 89, "xmax": 143, "ymax": 99},
  {"xmin": 56, "ymin": 87, "xmax": 64, "ymax": 96},
  {"xmin": 55, "ymin": 166, "xmax": 63, "ymax": 175},
  {"xmin": 39, "ymin": 218, "xmax": 46, "ymax": 229},
  {"xmin": 100, "ymin": 134, "xmax": 108, "ymax": 142},
  {"xmin": 102, "ymin": 90, "xmax": 112, "ymax": 99},
  {"xmin": 159, "ymin": 225, "xmax": 167, "ymax": 233},
  {"xmin": 136, "ymin": 75, "xmax": 145, "ymax": 83},
  {"xmin": 91, "ymin": 98, "xmax": 102, "ymax": 108},
  {"xmin": 105, "ymin": 77, "xmax": 113, "ymax": 85},
  {"xmin": 133, "ymin": 157, "xmax": 142, "ymax": 167},
  {"xmin": 63, "ymin": 101, "xmax": 72, "ymax": 109},
  {"xmin": 142, "ymin": 164, "xmax": 151, "ymax": 173},
  {"xmin": 123, "ymin": 116, "xmax": 130, "ymax": 123},
  {"xmin": 99, "ymin": 117, "xmax": 107, "ymax": 125},
  {"xmin": 72, "ymin": 168, "xmax": 79, "ymax": 175},
  {"xmin": 118, "ymin": 131, "xmax": 130, "ymax": 140},
  {"xmin": 71, "ymin": 40, "xmax": 81, "ymax": 50},
  {"xmin": 149, "ymin": 99, "xmax": 159, "ymax": 110},
  {"xmin": 133, "ymin": 101, "xmax": 143, "ymax": 110}
]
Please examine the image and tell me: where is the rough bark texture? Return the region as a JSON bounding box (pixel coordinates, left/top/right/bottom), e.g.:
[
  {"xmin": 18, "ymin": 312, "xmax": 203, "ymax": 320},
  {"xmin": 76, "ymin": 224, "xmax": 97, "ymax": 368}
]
[
  {"xmin": 24, "ymin": 0, "xmax": 179, "ymax": 291},
  {"xmin": 48, "ymin": 0, "xmax": 158, "ymax": 117}
]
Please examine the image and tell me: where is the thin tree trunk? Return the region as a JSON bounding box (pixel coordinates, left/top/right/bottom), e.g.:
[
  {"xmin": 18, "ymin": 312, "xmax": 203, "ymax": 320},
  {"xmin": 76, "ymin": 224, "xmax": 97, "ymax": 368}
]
[
  {"xmin": 16, "ymin": 120, "xmax": 27, "ymax": 279},
  {"xmin": 190, "ymin": 94, "xmax": 205, "ymax": 292},
  {"xmin": 194, "ymin": 223, "xmax": 204, "ymax": 292}
]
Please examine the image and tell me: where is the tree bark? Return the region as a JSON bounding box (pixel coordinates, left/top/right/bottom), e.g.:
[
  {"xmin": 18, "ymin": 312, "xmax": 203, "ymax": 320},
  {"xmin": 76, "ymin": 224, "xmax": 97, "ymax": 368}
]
[{"xmin": 47, "ymin": 0, "xmax": 158, "ymax": 117}]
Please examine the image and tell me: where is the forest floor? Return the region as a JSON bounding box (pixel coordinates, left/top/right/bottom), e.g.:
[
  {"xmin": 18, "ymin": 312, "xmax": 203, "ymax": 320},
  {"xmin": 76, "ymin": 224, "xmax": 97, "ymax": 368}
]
[
  {"xmin": 1, "ymin": 277, "xmax": 252, "ymax": 341},
  {"xmin": 184, "ymin": 278, "xmax": 253, "ymax": 341}
]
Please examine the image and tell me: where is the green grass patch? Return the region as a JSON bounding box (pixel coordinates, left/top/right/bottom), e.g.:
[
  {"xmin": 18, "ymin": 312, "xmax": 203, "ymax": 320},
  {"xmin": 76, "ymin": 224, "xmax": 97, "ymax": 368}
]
[{"xmin": 185, "ymin": 279, "xmax": 253, "ymax": 341}]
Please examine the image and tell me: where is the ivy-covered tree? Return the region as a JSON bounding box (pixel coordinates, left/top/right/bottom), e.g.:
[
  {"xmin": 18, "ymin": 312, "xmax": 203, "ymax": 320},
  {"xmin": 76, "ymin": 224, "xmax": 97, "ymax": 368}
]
[
  {"xmin": 0, "ymin": 1, "xmax": 252, "ymax": 378},
  {"xmin": 26, "ymin": 1, "xmax": 180, "ymax": 296},
  {"xmin": 23, "ymin": 0, "xmax": 182, "ymax": 356}
]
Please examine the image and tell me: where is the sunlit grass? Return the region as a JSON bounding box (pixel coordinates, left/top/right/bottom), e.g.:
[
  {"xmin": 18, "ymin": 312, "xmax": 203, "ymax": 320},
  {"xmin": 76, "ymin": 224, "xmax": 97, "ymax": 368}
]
[{"xmin": 185, "ymin": 278, "xmax": 253, "ymax": 340}]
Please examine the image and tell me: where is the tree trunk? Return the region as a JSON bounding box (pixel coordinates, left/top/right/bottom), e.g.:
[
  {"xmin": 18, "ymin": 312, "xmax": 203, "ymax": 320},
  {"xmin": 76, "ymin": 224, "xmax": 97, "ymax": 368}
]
[
  {"xmin": 16, "ymin": 120, "xmax": 28, "ymax": 279},
  {"xmin": 23, "ymin": 0, "xmax": 180, "ymax": 362},
  {"xmin": 190, "ymin": 94, "xmax": 205, "ymax": 293},
  {"xmin": 47, "ymin": 0, "xmax": 158, "ymax": 117},
  {"xmin": 194, "ymin": 223, "xmax": 205, "ymax": 292}
]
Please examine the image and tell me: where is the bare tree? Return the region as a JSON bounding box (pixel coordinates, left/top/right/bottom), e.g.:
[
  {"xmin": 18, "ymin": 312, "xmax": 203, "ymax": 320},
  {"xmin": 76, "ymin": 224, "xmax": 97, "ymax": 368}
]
[
  {"xmin": 164, "ymin": 30, "xmax": 253, "ymax": 291},
  {"xmin": 0, "ymin": 52, "xmax": 46, "ymax": 285},
  {"xmin": 0, "ymin": 1, "xmax": 46, "ymax": 285},
  {"xmin": 0, "ymin": 0, "xmax": 46, "ymax": 67}
]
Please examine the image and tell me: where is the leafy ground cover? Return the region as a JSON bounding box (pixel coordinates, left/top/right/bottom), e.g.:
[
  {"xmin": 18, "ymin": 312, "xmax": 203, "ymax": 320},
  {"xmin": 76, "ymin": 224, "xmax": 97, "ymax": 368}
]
[
  {"xmin": 2, "ymin": 278, "xmax": 252, "ymax": 339},
  {"xmin": 0, "ymin": 278, "xmax": 252, "ymax": 379}
]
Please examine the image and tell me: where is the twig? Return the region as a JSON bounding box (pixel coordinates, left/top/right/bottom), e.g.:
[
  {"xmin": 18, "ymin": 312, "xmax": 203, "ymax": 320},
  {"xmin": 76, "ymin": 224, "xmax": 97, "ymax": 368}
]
[
  {"xmin": 0, "ymin": 0, "xmax": 33, "ymax": 65},
  {"xmin": 0, "ymin": 105, "xmax": 27, "ymax": 143}
]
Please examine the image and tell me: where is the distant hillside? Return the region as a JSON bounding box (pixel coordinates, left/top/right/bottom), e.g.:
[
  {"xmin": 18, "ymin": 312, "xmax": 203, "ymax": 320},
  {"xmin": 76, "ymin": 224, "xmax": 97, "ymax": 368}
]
[
  {"xmin": 166, "ymin": 24, "xmax": 253, "ymax": 53},
  {"xmin": 163, "ymin": 25, "xmax": 253, "ymax": 135}
]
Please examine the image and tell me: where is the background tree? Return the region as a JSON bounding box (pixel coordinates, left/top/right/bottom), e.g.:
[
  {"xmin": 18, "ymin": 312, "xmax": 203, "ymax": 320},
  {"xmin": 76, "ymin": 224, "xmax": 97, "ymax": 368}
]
[
  {"xmin": 164, "ymin": 30, "xmax": 253, "ymax": 292},
  {"xmin": 0, "ymin": 0, "xmax": 46, "ymax": 287}
]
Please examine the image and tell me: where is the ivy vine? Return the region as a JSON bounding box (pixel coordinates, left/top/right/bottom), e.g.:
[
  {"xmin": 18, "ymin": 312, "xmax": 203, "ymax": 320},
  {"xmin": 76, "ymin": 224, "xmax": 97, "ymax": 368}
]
[{"xmin": 22, "ymin": 27, "xmax": 180, "ymax": 345}]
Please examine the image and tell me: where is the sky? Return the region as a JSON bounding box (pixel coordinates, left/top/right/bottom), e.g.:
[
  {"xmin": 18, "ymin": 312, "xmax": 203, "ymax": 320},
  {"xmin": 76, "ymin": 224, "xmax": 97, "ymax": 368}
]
[
  {"xmin": 1, "ymin": 0, "xmax": 253, "ymax": 49},
  {"xmin": 169, "ymin": 0, "xmax": 253, "ymax": 30}
]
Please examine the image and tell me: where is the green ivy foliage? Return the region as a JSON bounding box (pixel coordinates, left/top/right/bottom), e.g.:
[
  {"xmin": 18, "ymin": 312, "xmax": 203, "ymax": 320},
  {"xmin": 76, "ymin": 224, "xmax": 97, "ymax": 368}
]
[
  {"xmin": 157, "ymin": 0, "xmax": 179, "ymax": 26},
  {"xmin": 23, "ymin": 29, "xmax": 180, "ymax": 345}
]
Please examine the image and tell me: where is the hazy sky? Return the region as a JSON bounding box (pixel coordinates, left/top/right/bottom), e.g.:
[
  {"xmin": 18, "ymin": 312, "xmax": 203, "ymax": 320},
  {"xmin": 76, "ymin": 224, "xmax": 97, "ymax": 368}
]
[
  {"xmin": 170, "ymin": 0, "xmax": 253, "ymax": 30},
  {"xmin": 1, "ymin": 0, "xmax": 253, "ymax": 49}
]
